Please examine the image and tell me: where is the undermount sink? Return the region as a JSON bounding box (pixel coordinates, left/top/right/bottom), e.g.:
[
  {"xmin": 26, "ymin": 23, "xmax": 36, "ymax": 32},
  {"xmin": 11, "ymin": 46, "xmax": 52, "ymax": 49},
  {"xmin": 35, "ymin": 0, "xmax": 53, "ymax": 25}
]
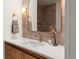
[{"xmin": 22, "ymin": 40, "xmax": 45, "ymax": 47}]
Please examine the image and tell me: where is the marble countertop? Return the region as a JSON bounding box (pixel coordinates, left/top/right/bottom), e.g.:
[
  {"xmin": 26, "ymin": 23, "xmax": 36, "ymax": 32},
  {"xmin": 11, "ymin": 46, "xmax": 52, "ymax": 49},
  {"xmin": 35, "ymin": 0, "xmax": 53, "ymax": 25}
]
[{"xmin": 4, "ymin": 38, "xmax": 65, "ymax": 59}]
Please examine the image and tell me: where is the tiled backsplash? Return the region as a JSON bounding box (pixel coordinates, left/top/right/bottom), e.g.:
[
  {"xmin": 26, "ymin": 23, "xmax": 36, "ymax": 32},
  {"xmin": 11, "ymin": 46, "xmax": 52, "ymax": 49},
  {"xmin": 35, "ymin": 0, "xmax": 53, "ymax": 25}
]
[{"xmin": 22, "ymin": 31, "xmax": 64, "ymax": 45}]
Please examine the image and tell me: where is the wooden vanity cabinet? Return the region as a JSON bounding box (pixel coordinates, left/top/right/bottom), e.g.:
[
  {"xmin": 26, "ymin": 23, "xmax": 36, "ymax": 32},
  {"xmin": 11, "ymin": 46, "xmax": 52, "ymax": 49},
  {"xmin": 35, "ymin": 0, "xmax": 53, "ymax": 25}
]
[
  {"xmin": 22, "ymin": 52, "xmax": 37, "ymax": 59},
  {"xmin": 5, "ymin": 42, "xmax": 47, "ymax": 59},
  {"xmin": 5, "ymin": 43, "xmax": 22, "ymax": 59}
]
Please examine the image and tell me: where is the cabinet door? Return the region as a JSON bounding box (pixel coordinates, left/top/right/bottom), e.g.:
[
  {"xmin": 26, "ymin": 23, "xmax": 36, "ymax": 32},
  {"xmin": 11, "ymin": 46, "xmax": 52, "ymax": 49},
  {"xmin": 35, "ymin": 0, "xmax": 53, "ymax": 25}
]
[
  {"xmin": 5, "ymin": 44, "xmax": 22, "ymax": 59},
  {"xmin": 22, "ymin": 52, "xmax": 37, "ymax": 59},
  {"xmin": 5, "ymin": 43, "xmax": 47, "ymax": 59},
  {"xmin": 5, "ymin": 46, "xmax": 11, "ymax": 59}
]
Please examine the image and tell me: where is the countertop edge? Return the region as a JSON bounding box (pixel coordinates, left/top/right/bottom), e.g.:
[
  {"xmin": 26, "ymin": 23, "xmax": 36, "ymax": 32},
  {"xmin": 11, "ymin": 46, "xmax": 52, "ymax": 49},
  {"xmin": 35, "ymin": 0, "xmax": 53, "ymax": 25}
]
[{"xmin": 4, "ymin": 40, "xmax": 54, "ymax": 59}]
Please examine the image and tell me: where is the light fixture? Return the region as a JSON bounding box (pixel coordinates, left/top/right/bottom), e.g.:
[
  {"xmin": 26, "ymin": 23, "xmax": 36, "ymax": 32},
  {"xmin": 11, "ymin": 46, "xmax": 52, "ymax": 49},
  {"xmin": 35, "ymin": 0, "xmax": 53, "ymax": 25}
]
[{"xmin": 22, "ymin": 6, "xmax": 27, "ymax": 13}]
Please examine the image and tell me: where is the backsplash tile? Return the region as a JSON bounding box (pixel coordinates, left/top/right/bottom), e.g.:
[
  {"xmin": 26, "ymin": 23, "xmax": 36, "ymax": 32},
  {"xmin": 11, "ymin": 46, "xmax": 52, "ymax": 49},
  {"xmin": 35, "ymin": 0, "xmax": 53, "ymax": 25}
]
[{"xmin": 22, "ymin": 31, "xmax": 64, "ymax": 45}]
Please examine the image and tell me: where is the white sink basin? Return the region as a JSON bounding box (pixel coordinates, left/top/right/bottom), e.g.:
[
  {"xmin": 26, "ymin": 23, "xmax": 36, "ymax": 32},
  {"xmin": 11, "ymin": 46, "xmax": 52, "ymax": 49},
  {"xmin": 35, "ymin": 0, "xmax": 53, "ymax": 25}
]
[{"xmin": 22, "ymin": 41, "xmax": 45, "ymax": 47}]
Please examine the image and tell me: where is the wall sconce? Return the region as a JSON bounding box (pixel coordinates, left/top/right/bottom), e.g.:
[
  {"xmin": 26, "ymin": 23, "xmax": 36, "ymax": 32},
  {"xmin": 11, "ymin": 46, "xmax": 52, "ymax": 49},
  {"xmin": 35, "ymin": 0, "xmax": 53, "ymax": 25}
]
[{"xmin": 22, "ymin": 6, "xmax": 27, "ymax": 14}]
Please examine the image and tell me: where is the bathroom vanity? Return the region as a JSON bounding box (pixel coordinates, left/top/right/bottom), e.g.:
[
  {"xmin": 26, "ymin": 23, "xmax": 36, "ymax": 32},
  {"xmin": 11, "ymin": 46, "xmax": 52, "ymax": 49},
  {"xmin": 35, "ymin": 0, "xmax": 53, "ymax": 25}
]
[
  {"xmin": 4, "ymin": 0, "xmax": 65, "ymax": 59},
  {"xmin": 5, "ymin": 42, "xmax": 48, "ymax": 59},
  {"xmin": 4, "ymin": 38, "xmax": 64, "ymax": 59}
]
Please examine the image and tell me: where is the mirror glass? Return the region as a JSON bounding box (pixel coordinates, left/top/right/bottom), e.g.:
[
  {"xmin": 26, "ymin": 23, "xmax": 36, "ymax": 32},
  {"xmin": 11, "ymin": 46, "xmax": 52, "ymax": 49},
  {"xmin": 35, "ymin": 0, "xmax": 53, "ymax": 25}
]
[{"xmin": 22, "ymin": 0, "xmax": 62, "ymax": 32}]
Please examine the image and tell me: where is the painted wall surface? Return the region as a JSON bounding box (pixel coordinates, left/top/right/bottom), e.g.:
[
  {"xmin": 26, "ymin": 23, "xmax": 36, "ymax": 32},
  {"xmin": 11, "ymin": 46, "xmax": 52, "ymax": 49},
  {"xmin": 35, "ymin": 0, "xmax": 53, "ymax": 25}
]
[
  {"xmin": 65, "ymin": 0, "xmax": 76, "ymax": 59},
  {"xmin": 29, "ymin": 0, "xmax": 37, "ymax": 31},
  {"xmin": 4, "ymin": 0, "xmax": 22, "ymax": 40}
]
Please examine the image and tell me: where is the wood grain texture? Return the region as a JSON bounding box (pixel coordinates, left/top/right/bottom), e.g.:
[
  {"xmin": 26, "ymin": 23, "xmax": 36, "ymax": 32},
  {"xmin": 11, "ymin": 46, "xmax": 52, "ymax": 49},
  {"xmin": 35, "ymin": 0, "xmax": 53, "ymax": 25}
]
[
  {"xmin": 22, "ymin": 52, "xmax": 37, "ymax": 59},
  {"xmin": 5, "ymin": 42, "xmax": 50, "ymax": 59},
  {"xmin": 5, "ymin": 44, "xmax": 22, "ymax": 59}
]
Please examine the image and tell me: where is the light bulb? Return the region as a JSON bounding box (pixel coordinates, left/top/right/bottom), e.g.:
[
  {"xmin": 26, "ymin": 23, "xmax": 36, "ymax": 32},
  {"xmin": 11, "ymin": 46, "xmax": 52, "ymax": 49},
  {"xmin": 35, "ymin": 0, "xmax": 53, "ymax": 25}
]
[{"xmin": 22, "ymin": 7, "xmax": 27, "ymax": 13}]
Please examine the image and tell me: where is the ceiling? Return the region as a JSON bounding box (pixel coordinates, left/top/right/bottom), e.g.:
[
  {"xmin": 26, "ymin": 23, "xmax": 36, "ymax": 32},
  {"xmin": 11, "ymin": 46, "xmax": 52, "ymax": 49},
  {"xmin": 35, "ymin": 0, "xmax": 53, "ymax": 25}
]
[{"xmin": 38, "ymin": 0, "xmax": 61, "ymax": 6}]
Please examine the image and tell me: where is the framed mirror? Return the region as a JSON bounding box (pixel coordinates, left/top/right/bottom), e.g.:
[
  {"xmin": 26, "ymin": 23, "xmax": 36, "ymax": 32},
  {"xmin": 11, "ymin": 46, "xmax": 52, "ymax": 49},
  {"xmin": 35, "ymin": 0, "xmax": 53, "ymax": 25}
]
[{"xmin": 22, "ymin": 0, "xmax": 63, "ymax": 33}]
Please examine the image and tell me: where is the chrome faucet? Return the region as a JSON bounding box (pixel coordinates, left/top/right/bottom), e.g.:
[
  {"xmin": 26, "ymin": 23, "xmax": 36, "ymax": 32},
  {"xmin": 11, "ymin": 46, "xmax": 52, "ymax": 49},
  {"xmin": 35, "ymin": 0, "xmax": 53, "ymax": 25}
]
[{"xmin": 50, "ymin": 26, "xmax": 58, "ymax": 46}]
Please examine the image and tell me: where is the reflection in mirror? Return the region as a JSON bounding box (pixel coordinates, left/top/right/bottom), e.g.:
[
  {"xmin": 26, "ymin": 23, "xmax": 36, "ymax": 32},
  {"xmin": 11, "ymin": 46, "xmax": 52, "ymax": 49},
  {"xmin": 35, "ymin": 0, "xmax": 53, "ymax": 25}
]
[
  {"xmin": 22, "ymin": 0, "xmax": 62, "ymax": 32},
  {"xmin": 28, "ymin": 0, "xmax": 61, "ymax": 32},
  {"xmin": 37, "ymin": 0, "xmax": 56, "ymax": 32},
  {"xmin": 22, "ymin": 0, "xmax": 30, "ymax": 35}
]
